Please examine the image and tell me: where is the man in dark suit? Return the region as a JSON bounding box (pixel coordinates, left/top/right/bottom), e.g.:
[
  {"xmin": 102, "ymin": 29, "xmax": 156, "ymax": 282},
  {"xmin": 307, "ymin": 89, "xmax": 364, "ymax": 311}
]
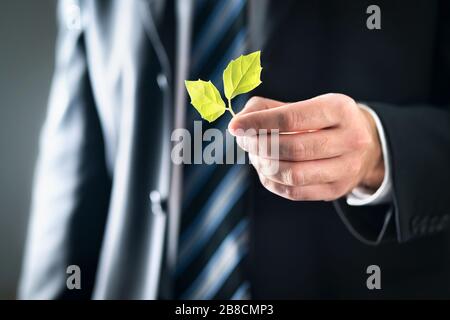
[{"xmin": 19, "ymin": 0, "xmax": 450, "ymax": 299}]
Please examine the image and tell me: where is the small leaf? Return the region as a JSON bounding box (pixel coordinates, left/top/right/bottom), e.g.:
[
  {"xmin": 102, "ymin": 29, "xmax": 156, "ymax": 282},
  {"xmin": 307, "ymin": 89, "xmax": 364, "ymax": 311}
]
[
  {"xmin": 185, "ymin": 80, "xmax": 226, "ymax": 123},
  {"xmin": 223, "ymin": 51, "xmax": 262, "ymax": 100}
]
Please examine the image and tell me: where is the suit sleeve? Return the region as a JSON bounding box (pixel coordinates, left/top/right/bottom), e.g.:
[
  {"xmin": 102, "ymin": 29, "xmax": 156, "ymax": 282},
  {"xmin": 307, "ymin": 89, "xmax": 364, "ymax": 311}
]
[
  {"xmin": 335, "ymin": 104, "xmax": 450, "ymax": 245},
  {"xmin": 18, "ymin": 0, "xmax": 111, "ymax": 299},
  {"xmin": 335, "ymin": 0, "xmax": 450, "ymax": 245}
]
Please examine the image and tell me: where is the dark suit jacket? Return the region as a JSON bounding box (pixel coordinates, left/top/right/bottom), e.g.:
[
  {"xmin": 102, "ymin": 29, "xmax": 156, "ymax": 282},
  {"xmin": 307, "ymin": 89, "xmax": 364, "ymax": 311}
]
[
  {"xmin": 19, "ymin": 0, "xmax": 450, "ymax": 299},
  {"xmin": 250, "ymin": 0, "xmax": 450, "ymax": 298}
]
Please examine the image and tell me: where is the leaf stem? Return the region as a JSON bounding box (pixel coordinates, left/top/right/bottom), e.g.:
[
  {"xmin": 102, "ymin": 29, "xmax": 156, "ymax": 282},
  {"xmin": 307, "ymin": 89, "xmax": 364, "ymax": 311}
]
[{"xmin": 227, "ymin": 99, "xmax": 236, "ymax": 117}]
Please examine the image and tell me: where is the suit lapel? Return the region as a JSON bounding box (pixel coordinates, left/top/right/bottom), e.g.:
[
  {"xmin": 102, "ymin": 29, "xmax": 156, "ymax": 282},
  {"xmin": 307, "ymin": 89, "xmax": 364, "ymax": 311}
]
[
  {"xmin": 141, "ymin": 0, "xmax": 167, "ymax": 28},
  {"xmin": 138, "ymin": 0, "xmax": 174, "ymax": 79}
]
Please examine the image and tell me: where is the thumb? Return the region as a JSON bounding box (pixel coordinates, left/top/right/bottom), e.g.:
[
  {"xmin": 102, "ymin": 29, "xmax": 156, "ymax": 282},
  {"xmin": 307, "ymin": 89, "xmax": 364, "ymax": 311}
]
[
  {"xmin": 238, "ymin": 96, "xmax": 285, "ymax": 115},
  {"xmin": 228, "ymin": 96, "xmax": 285, "ymax": 133}
]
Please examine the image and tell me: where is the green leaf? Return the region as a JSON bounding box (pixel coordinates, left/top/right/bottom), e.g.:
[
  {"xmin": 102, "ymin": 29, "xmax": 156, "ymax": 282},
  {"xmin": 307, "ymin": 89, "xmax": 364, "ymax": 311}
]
[
  {"xmin": 223, "ymin": 51, "xmax": 262, "ymax": 100},
  {"xmin": 185, "ymin": 80, "xmax": 226, "ymax": 123}
]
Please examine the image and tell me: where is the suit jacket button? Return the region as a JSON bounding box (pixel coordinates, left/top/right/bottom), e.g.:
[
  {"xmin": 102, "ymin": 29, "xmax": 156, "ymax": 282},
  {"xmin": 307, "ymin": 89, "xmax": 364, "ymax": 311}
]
[
  {"xmin": 149, "ymin": 190, "xmax": 167, "ymax": 216},
  {"xmin": 157, "ymin": 73, "xmax": 168, "ymax": 90}
]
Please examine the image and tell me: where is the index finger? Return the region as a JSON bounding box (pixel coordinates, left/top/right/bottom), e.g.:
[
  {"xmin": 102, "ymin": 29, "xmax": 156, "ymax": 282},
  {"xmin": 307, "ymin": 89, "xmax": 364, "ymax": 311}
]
[{"xmin": 229, "ymin": 94, "xmax": 340, "ymax": 135}]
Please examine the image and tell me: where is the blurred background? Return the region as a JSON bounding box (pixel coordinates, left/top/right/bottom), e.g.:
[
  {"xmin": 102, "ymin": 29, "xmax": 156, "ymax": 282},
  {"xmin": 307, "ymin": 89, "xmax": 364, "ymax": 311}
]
[{"xmin": 0, "ymin": 0, "xmax": 56, "ymax": 299}]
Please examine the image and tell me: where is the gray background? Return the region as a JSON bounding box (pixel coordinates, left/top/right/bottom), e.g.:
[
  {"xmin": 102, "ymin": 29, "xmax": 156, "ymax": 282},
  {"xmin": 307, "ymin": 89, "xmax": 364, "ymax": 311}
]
[{"xmin": 0, "ymin": 0, "xmax": 57, "ymax": 299}]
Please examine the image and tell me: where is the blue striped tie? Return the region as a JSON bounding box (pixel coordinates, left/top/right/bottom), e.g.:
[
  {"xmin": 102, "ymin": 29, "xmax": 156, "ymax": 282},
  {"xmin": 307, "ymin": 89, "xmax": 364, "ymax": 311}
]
[{"xmin": 175, "ymin": 0, "xmax": 251, "ymax": 300}]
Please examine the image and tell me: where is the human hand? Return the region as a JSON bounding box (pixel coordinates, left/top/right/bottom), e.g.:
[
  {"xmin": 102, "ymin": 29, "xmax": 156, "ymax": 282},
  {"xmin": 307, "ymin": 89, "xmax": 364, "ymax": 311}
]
[{"xmin": 228, "ymin": 94, "xmax": 385, "ymax": 201}]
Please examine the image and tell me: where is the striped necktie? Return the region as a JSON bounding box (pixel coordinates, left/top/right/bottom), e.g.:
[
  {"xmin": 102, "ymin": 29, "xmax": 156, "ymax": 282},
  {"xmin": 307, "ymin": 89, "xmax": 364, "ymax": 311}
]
[{"xmin": 175, "ymin": 0, "xmax": 251, "ymax": 300}]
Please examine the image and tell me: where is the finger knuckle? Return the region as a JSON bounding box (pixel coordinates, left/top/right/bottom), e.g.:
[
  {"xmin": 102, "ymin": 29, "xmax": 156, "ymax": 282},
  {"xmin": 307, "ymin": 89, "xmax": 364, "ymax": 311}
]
[
  {"xmin": 313, "ymin": 136, "xmax": 329, "ymax": 157},
  {"xmin": 307, "ymin": 168, "xmax": 331, "ymax": 185},
  {"xmin": 318, "ymin": 168, "xmax": 334, "ymax": 183},
  {"xmin": 296, "ymin": 141, "xmax": 308, "ymax": 160},
  {"xmin": 328, "ymin": 93, "xmax": 355, "ymax": 108},
  {"xmin": 278, "ymin": 108, "xmax": 301, "ymax": 130},
  {"xmin": 282, "ymin": 140, "xmax": 306, "ymax": 160},
  {"xmin": 336, "ymin": 103, "xmax": 351, "ymax": 119},
  {"xmin": 277, "ymin": 111, "xmax": 291, "ymax": 130},
  {"xmin": 320, "ymin": 106, "xmax": 335, "ymax": 127},
  {"xmin": 336, "ymin": 93, "xmax": 356, "ymax": 106},
  {"xmin": 300, "ymin": 188, "xmax": 318, "ymax": 201},
  {"xmin": 285, "ymin": 186, "xmax": 302, "ymax": 201},
  {"xmin": 332, "ymin": 95, "xmax": 356, "ymax": 118},
  {"xmin": 281, "ymin": 168, "xmax": 304, "ymax": 186},
  {"xmin": 293, "ymin": 170, "xmax": 305, "ymax": 186},
  {"xmin": 351, "ymin": 128, "xmax": 372, "ymax": 150},
  {"xmin": 280, "ymin": 168, "xmax": 294, "ymax": 185}
]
